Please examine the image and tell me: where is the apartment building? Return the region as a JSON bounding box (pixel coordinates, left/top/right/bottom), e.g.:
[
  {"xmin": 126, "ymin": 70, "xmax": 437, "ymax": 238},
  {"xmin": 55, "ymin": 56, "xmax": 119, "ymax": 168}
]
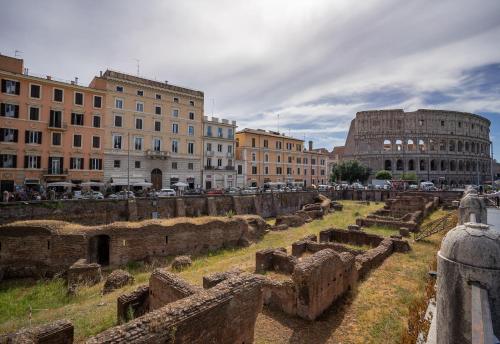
[
  {"xmin": 202, "ymin": 116, "xmax": 237, "ymax": 189},
  {"xmin": 0, "ymin": 54, "xmax": 105, "ymax": 193},
  {"xmin": 90, "ymin": 70, "xmax": 204, "ymax": 190}
]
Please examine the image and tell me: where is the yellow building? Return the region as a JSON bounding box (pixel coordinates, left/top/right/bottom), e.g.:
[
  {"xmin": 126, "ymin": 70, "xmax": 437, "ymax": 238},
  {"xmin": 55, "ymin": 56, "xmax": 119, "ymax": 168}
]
[{"xmin": 235, "ymin": 129, "xmax": 329, "ymax": 187}]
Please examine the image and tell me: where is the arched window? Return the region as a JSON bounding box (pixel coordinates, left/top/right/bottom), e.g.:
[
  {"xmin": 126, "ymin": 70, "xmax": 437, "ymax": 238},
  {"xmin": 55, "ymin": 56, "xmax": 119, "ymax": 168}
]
[
  {"xmin": 429, "ymin": 139, "xmax": 436, "ymax": 151},
  {"xmin": 449, "ymin": 140, "xmax": 455, "ymax": 152},
  {"xmin": 418, "ymin": 139, "xmax": 425, "ymax": 152},
  {"xmin": 264, "ymin": 154, "xmax": 269, "ymax": 162},
  {"xmin": 450, "ymin": 160, "xmax": 457, "ymax": 171},
  {"xmin": 407, "ymin": 139, "xmax": 414, "ymax": 151},
  {"xmin": 440, "ymin": 160, "xmax": 447, "ymax": 171},
  {"xmin": 384, "ymin": 160, "xmax": 392, "ymax": 170},
  {"xmin": 396, "ymin": 159, "xmax": 403, "ymax": 170},
  {"xmin": 408, "ymin": 159, "xmax": 415, "ymax": 171},
  {"xmin": 440, "ymin": 140, "xmax": 446, "ymax": 151},
  {"xmin": 458, "ymin": 160, "xmax": 464, "ymax": 171},
  {"xmin": 465, "ymin": 141, "xmax": 469, "ymax": 152},
  {"xmin": 383, "ymin": 139, "xmax": 392, "ymax": 151},
  {"xmin": 466, "ymin": 161, "xmax": 470, "ymax": 171},
  {"xmin": 430, "ymin": 160, "xmax": 437, "ymax": 171},
  {"xmin": 420, "ymin": 159, "xmax": 427, "ymax": 171},
  {"xmin": 458, "ymin": 141, "xmax": 463, "ymax": 152},
  {"xmin": 396, "ymin": 139, "xmax": 403, "ymax": 151},
  {"xmin": 472, "ymin": 161, "xmax": 477, "ymax": 172}
]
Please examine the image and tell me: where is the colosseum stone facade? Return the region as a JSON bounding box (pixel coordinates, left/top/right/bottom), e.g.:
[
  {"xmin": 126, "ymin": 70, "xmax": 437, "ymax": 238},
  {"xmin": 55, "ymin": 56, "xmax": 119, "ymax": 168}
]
[{"xmin": 342, "ymin": 109, "xmax": 492, "ymax": 186}]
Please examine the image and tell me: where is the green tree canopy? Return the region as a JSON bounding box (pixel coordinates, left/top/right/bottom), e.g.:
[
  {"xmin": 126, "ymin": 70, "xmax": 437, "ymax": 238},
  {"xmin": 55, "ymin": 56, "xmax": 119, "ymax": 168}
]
[
  {"xmin": 375, "ymin": 170, "xmax": 392, "ymax": 180},
  {"xmin": 401, "ymin": 172, "xmax": 417, "ymax": 181},
  {"xmin": 330, "ymin": 160, "xmax": 371, "ymax": 184}
]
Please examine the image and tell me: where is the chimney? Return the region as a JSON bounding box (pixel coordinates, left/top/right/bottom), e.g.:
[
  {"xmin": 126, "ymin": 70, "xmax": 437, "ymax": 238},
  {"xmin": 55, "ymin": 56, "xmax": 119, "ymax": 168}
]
[
  {"xmin": 308, "ymin": 140, "xmax": 313, "ymax": 151},
  {"xmin": 74, "ymin": 77, "xmax": 78, "ymax": 85},
  {"xmin": 99, "ymin": 71, "xmax": 103, "ymax": 77}
]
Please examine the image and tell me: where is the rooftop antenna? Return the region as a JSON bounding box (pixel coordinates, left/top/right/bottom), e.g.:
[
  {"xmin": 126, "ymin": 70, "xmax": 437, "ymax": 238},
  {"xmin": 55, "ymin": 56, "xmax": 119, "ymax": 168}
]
[
  {"xmin": 14, "ymin": 50, "xmax": 23, "ymax": 57},
  {"xmin": 133, "ymin": 58, "xmax": 140, "ymax": 76}
]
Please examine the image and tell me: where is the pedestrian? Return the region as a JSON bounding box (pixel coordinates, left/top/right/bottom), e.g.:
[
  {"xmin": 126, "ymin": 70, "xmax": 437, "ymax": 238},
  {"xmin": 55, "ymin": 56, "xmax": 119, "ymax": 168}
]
[{"xmin": 2, "ymin": 190, "xmax": 9, "ymax": 203}]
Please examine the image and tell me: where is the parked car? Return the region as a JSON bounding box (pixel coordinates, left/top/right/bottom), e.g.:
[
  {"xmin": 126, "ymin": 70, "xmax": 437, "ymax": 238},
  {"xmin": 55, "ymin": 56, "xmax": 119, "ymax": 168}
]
[
  {"xmin": 420, "ymin": 181, "xmax": 435, "ymax": 191},
  {"xmin": 108, "ymin": 191, "xmax": 135, "ymax": 199},
  {"xmin": 409, "ymin": 184, "xmax": 418, "ymax": 190},
  {"xmin": 241, "ymin": 187, "xmax": 259, "ymax": 194},
  {"xmin": 206, "ymin": 189, "xmax": 224, "ymax": 195},
  {"xmin": 158, "ymin": 188, "xmax": 176, "ymax": 197},
  {"xmin": 318, "ymin": 184, "xmax": 331, "ymax": 191},
  {"xmin": 82, "ymin": 191, "xmax": 104, "ymax": 200},
  {"xmin": 351, "ymin": 182, "xmax": 364, "ymax": 190},
  {"xmin": 184, "ymin": 188, "xmax": 204, "ymax": 195},
  {"xmin": 225, "ymin": 187, "xmax": 240, "ymax": 194}
]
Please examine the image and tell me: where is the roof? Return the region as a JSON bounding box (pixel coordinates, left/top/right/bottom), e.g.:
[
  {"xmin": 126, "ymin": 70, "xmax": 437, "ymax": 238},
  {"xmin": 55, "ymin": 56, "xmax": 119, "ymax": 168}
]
[
  {"xmin": 101, "ymin": 70, "xmax": 204, "ymax": 98},
  {"xmin": 236, "ymin": 128, "xmax": 304, "ymax": 142}
]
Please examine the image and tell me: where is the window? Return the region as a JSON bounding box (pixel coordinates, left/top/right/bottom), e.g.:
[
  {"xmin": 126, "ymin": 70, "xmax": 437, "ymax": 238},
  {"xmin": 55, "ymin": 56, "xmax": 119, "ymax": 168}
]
[
  {"xmin": 217, "ymin": 158, "xmax": 222, "ymax": 167},
  {"xmin": 276, "ymin": 141, "xmax": 282, "ymax": 149},
  {"xmin": 134, "ymin": 137, "xmax": 143, "ymax": 150},
  {"xmin": 155, "ymin": 106, "xmax": 162, "ymax": 115},
  {"xmin": 25, "ymin": 155, "xmax": 41, "ymax": 169},
  {"xmin": 0, "ymin": 103, "xmax": 19, "ymax": 118},
  {"xmin": 207, "ymin": 158, "xmax": 212, "ymax": 167},
  {"xmin": 49, "ymin": 110, "xmax": 62, "ymax": 128},
  {"xmin": 189, "ymin": 112, "xmax": 195, "ymax": 120},
  {"xmin": 172, "ymin": 162, "xmax": 178, "ymax": 169},
  {"xmin": 52, "ymin": 132, "xmax": 62, "ymax": 146},
  {"xmin": 115, "ymin": 98, "xmax": 123, "ymax": 109},
  {"xmin": 277, "ymin": 155, "xmax": 281, "ymax": 163},
  {"xmin": 136, "ymin": 102, "xmax": 144, "ymax": 112},
  {"xmin": 155, "ymin": 93, "xmax": 161, "ymax": 100},
  {"xmin": 206, "ymin": 143, "xmax": 212, "ymax": 151},
  {"xmin": 113, "ymin": 160, "xmax": 121, "ymax": 168},
  {"xmin": 73, "ymin": 134, "xmax": 82, "ymax": 148},
  {"xmin": 458, "ymin": 121, "xmax": 462, "ymax": 128},
  {"xmin": 252, "ymin": 153, "xmax": 256, "ymax": 161},
  {"xmin": 29, "ymin": 107, "xmax": 39, "ymax": 121},
  {"xmin": 30, "ymin": 84, "xmax": 41, "ymax": 98},
  {"xmin": 264, "ymin": 154, "xmax": 269, "ymax": 162},
  {"xmin": 228, "ymin": 145, "xmax": 233, "ymax": 153},
  {"xmin": 441, "ymin": 120, "xmax": 445, "ymax": 126},
  {"xmin": 25, "ymin": 130, "xmax": 42, "ymax": 144},
  {"xmin": 188, "ymin": 142, "xmax": 194, "ymax": 154},
  {"xmin": 287, "ymin": 167, "xmax": 292, "ymax": 175},
  {"xmin": 276, "ymin": 167, "xmax": 282, "ymax": 175},
  {"xmin": 74, "ymin": 92, "xmax": 84, "ymax": 106},
  {"xmin": 135, "ymin": 161, "xmax": 141, "ymax": 168},
  {"xmin": 172, "ymin": 109, "xmax": 179, "ymax": 117},
  {"xmin": 155, "ymin": 121, "xmax": 161, "ymax": 132},
  {"xmin": 71, "ymin": 113, "xmax": 84, "ymax": 126},
  {"xmin": 418, "ymin": 119, "xmax": 424, "ymax": 126},
  {"xmin": 252, "ymin": 166, "xmax": 258, "ymax": 174},
  {"xmin": 172, "ymin": 123, "xmax": 179, "ymax": 133},
  {"xmin": 0, "ymin": 128, "xmax": 18, "ymax": 142},
  {"xmin": 135, "ymin": 118, "xmax": 143, "ymax": 130},
  {"xmin": 217, "ymin": 127, "xmax": 223, "ymax": 137},
  {"xmin": 90, "ymin": 158, "xmax": 103, "ymax": 170},
  {"xmin": 153, "ymin": 138, "xmax": 161, "ymax": 151},
  {"xmin": 116, "ymin": 86, "xmax": 123, "ymax": 92},
  {"xmin": 113, "ymin": 135, "xmax": 122, "ymax": 149},
  {"xmin": 0, "ymin": 154, "xmax": 17, "ymax": 168},
  {"xmin": 1, "ymin": 79, "xmax": 20, "ymax": 95},
  {"xmin": 92, "ymin": 136, "xmax": 100, "ymax": 149},
  {"xmin": 288, "ymin": 156, "xmax": 292, "ymax": 163},
  {"xmin": 228, "ymin": 128, "xmax": 234, "ymax": 139},
  {"xmin": 217, "ymin": 144, "xmax": 223, "ymax": 152},
  {"xmin": 263, "ymin": 139, "xmax": 268, "ymax": 148},
  {"xmin": 173, "ymin": 97, "xmax": 179, "ymax": 103},
  {"xmin": 137, "ymin": 90, "xmax": 144, "ymax": 96},
  {"xmin": 312, "ymin": 169, "xmax": 315, "ymax": 175},
  {"xmin": 171, "ymin": 140, "xmax": 178, "ymax": 153},
  {"xmin": 92, "ymin": 115, "xmax": 101, "ymax": 128},
  {"xmin": 264, "ymin": 166, "xmax": 269, "ymax": 175},
  {"xmin": 93, "ymin": 96, "xmax": 102, "ymax": 108},
  {"xmin": 252, "ymin": 138, "xmax": 256, "ymax": 147},
  {"xmin": 53, "ymin": 88, "xmax": 63, "ymax": 102},
  {"xmin": 188, "ymin": 125, "xmax": 194, "ymax": 136},
  {"xmin": 189, "ymin": 100, "xmax": 195, "ymax": 106},
  {"xmin": 238, "ymin": 165, "xmax": 242, "ymax": 174},
  {"xmin": 114, "ymin": 115, "xmax": 123, "ymax": 127},
  {"xmin": 70, "ymin": 157, "xmax": 84, "ymax": 170},
  {"xmin": 188, "ymin": 162, "xmax": 193, "ymax": 170},
  {"xmin": 207, "ymin": 126, "xmax": 212, "ymax": 137}
]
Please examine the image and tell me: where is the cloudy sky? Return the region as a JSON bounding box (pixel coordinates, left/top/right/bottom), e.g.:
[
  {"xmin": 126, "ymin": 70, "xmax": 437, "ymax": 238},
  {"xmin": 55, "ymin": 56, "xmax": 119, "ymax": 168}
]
[{"xmin": 1, "ymin": 0, "xmax": 500, "ymax": 155}]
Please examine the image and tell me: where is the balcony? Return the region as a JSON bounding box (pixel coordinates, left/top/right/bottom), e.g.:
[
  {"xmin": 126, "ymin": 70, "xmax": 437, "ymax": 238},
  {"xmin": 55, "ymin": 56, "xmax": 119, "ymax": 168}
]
[
  {"xmin": 204, "ymin": 165, "xmax": 214, "ymax": 170},
  {"xmin": 48, "ymin": 123, "xmax": 68, "ymax": 131},
  {"xmin": 146, "ymin": 150, "xmax": 170, "ymax": 160},
  {"xmin": 43, "ymin": 168, "xmax": 69, "ymax": 176}
]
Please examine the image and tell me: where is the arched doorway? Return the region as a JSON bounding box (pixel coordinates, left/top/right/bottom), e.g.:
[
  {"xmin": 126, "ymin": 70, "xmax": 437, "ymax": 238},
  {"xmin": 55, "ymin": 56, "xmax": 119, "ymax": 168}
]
[
  {"xmin": 88, "ymin": 235, "xmax": 110, "ymax": 266},
  {"xmin": 151, "ymin": 169, "xmax": 162, "ymax": 190}
]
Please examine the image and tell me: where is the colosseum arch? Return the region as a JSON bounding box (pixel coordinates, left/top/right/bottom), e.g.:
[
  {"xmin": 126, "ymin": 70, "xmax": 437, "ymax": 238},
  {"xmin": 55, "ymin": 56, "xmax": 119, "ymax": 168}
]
[
  {"xmin": 419, "ymin": 159, "xmax": 427, "ymax": 171},
  {"xmin": 440, "ymin": 140, "xmax": 446, "ymax": 151},
  {"xmin": 449, "ymin": 140, "xmax": 456, "ymax": 152},
  {"xmin": 450, "ymin": 160, "xmax": 457, "ymax": 171},
  {"xmin": 430, "ymin": 159, "xmax": 437, "ymax": 171},
  {"xmin": 396, "ymin": 159, "xmax": 404, "ymax": 170},
  {"xmin": 472, "ymin": 161, "xmax": 477, "ymax": 172},
  {"xmin": 466, "ymin": 160, "xmax": 471, "ymax": 171},
  {"xmin": 384, "ymin": 160, "xmax": 392, "ymax": 170},
  {"xmin": 408, "ymin": 159, "xmax": 415, "ymax": 171},
  {"xmin": 440, "ymin": 160, "xmax": 448, "ymax": 171},
  {"xmin": 418, "ymin": 139, "xmax": 425, "ymax": 152},
  {"xmin": 458, "ymin": 160, "xmax": 464, "ymax": 171},
  {"xmin": 465, "ymin": 141, "xmax": 470, "ymax": 152},
  {"xmin": 407, "ymin": 139, "xmax": 415, "ymax": 151},
  {"xmin": 458, "ymin": 141, "xmax": 463, "ymax": 152},
  {"xmin": 429, "ymin": 139, "xmax": 436, "ymax": 151},
  {"xmin": 383, "ymin": 140, "xmax": 391, "ymax": 151},
  {"xmin": 395, "ymin": 140, "xmax": 403, "ymax": 151}
]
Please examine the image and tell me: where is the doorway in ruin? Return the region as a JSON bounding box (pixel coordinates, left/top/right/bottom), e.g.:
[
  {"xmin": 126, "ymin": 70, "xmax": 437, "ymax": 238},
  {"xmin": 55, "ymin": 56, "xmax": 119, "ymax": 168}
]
[
  {"xmin": 151, "ymin": 168, "xmax": 162, "ymax": 190},
  {"xmin": 89, "ymin": 235, "xmax": 110, "ymax": 266}
]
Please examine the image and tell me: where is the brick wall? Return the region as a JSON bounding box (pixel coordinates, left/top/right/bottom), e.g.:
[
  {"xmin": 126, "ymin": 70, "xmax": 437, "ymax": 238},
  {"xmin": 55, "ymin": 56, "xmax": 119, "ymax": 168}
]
[{"xmin": 149, "ymin": 269, "xmax": 202, "ymax": 310}]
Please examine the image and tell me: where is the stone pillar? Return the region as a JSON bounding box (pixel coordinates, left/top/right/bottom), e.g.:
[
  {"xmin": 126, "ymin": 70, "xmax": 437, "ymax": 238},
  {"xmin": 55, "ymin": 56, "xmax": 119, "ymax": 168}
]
[
  {"xmin": 175, "ymin": 198, "xmax": 185, "ymax": 217},
  {"xmin": 436, "ymin": 222, "xmax": 500, "ymax": 343},
  {"xmin": 206, "ymin": 197, "xmax": 217, "ymax": 216}
]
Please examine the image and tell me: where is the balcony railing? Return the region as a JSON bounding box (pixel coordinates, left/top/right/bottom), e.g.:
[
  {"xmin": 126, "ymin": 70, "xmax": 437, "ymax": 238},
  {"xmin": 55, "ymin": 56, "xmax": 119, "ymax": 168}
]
[
  {"xmin": 43, "ymin": 168, "xmax": 69, "ymax": 176},
  {"xmin": 146, "ymin": 150, "xmax": 170, "ymax": 160}
]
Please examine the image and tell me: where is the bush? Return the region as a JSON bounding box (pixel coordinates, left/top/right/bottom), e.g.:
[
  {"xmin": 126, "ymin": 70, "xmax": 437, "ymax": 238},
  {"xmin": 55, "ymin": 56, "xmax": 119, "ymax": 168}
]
[{"xmin": 375, "ymin": 170, "xmax": 392, "ymax": 180}]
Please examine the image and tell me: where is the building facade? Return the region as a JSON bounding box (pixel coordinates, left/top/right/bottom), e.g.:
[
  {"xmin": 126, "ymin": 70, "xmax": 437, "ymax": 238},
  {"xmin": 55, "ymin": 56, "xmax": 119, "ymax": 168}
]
[
  {"xmin": 0, "ymin": 55, "xmax": 105, "ymax": 193},
  {"xmin": 201, "ymin": 116, "xmax": 237, "ymax": 189},
  {"xmin": 342, "ymin": 109, "xmax": 492, "ymax": 186},
  {"xmin": 235, "ymin": 129, "xmax": 329, "ymax": 187},
  {"xmin": 90, "ymin": 70, "xmax": 204, "ymax": 190}
]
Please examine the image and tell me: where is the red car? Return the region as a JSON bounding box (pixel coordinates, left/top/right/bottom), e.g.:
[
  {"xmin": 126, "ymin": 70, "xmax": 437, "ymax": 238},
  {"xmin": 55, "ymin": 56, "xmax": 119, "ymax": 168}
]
[{"xmin": 206, "ymin": 189, "xmax": 224, "ymax": 195}]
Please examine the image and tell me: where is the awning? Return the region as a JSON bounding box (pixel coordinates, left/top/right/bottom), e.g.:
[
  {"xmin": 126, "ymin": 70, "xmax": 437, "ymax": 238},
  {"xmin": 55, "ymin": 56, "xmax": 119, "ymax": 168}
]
[
  {"xmin": 46, "ymin": 182, "xmax": 75, "ymax": 187},
  {"xmin": 133, "ymin": 182, "xmax": 153, "ymax": 187},
  {"xmin": 110, "ymin": 178, "xmax": 145, "ymax": 186},
  {"xmin": 25, "ymin": 179, "xmax": 40, "ymax": 185},
  {"xmin": 81, "ymin": 182, "xmax": 105, "ymax": 187}
]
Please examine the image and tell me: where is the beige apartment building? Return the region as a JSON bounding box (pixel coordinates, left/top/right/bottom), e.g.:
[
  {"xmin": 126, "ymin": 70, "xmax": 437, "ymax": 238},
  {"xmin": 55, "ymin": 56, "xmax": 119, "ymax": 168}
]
[
  {"xmin": 0, "ymin": 54, "xmax": 105, "ymax": 193},
  {"xmin": 235, "ymin": 129, "xmax": 329, "ymax": 188},
  {"xmin": 90, "ymin": 71, "xmax": 204, "ymax": 190},
  {"xmin": 202, "ymin": 116, "xmax": 237, "ymax": 189}
]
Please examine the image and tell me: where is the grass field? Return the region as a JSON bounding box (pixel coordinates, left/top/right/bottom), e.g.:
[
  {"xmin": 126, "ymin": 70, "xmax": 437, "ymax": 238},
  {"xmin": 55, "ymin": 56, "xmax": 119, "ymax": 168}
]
[{"xmin": 0, "ymin": 202, "xmax": 449, "ymax": 343}]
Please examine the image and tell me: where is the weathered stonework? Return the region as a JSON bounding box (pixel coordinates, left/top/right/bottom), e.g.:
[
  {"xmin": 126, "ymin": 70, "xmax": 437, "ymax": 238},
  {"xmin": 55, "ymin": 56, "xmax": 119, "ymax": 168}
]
[
  {"xmin": 148, "ymin": 268, "xmax": 202, "ymax": 310},
  {"xmin": 0, "ymin": 319, "xmax": 74, "ymax": 344}
]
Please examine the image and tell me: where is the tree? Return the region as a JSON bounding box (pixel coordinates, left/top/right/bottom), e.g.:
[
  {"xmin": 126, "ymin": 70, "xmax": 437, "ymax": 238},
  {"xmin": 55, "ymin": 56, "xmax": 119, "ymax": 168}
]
[
  {"xmin": 330, "ymin": 160, "xmax": 371, "ymax": 184},
  {"xmin": 375, "ymin": 170, "xmax": 392, "ymax": 180},
  {"xmin": 401, "ymin": 172, "xmax": 417, "ymax": 181}
]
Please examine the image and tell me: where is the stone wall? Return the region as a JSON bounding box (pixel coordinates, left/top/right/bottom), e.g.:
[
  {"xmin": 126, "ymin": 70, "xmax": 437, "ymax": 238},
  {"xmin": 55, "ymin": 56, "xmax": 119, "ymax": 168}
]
[
  {"xmin": 0, "ymin": 190, "xmax": 462, "ymax": 226},
  {"xmin": 0, "ymin": 215, "xmax": 268, "ymax": 279},
  {"xmin": 0, "ymin": 319, "xmax": 74, "ymax": 344},
  {"xmin": 149, "ymin": 268, "xmax": 202, "ymax": 310},
  {"xmin": 117, "ymin": 285, "xmax": 150, "ymax": 324},
  {"xmin": 255, "ymin": 248, "xmax": 297, "ymax": 274},
  {"xmin": 87, "ymin": 274, "xmax": 264, "ymax": 344}
]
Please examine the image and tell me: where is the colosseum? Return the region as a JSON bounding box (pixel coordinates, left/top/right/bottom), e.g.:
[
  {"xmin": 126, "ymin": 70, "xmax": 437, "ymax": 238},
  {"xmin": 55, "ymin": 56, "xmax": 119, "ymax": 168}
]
[{"xmin": 342, "ymin": 109, "xmax": 492, "ymax": 186}]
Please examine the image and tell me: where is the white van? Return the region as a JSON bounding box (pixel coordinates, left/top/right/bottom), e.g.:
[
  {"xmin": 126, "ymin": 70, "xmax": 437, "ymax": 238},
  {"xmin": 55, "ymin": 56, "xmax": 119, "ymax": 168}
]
[{"xmin": 420, "ymin": 181, "xmax": 435, "ymax": 191}]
